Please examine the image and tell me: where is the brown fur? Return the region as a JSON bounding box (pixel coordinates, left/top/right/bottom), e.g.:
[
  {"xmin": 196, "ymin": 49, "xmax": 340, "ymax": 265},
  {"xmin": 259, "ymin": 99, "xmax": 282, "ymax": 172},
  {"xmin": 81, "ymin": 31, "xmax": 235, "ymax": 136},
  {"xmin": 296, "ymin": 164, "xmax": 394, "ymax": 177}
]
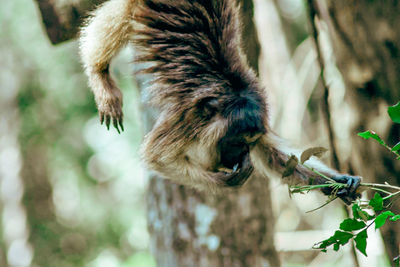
[
  {"xmin": 80, "ymin": 0, "xmax": 361, "ymax": 200},
  {"xmin": 133, "ymin": 0, "xmax": 269, "ymax": 191}
]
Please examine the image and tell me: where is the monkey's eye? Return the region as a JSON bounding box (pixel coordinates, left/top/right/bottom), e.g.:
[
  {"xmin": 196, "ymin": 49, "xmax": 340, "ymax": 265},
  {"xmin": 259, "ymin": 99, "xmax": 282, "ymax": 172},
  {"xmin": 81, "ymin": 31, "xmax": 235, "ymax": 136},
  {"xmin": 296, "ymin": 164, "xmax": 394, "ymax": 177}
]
[{"xmin": 196, "ymin": 97, "xmax": 220, "ymax": 118}]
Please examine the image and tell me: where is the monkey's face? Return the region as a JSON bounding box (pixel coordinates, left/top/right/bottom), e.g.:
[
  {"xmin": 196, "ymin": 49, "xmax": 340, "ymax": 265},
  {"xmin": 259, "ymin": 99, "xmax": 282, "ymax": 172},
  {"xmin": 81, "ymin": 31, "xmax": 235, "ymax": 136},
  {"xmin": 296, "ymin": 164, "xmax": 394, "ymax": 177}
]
[
  {"xmin": 198, "ymin": 89, "xmax": 267, "ymax": 185},
  {"xmin": 143, "ymin": 87, "xmax": 268, "ymax": 189}
]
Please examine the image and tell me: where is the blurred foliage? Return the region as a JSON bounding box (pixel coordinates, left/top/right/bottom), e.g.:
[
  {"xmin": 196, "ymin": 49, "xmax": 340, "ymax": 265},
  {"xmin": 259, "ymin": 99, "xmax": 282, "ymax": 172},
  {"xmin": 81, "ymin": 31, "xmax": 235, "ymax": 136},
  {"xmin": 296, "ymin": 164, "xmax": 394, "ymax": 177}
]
[
  {"xmin": 0, "ymin": 0, "xmax": 395, "ymax": 266},
  {"xmin": 0, "ymin": 0, "xmax": 154, "ymax": 266}
]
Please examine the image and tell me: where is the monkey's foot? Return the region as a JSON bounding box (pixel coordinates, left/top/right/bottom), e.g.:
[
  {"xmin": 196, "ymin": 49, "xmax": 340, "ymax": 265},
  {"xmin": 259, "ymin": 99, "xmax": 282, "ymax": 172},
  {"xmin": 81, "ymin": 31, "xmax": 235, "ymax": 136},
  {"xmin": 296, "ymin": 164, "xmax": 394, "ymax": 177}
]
[
  {"xmin": 96, "ymin": 89, "xmax": 124, "ymax": 134},
  {"xmin": 327, "ymin": 175, "xmax": 362, "ymax": 205}
]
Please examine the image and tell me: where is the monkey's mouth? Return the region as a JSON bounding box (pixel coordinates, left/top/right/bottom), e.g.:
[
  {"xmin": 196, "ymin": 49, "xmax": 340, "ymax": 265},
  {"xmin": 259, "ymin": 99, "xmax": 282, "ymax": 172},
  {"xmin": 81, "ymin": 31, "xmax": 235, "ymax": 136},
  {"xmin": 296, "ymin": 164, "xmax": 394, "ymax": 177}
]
[
  {"xmin": 215, "ymin": 138, "xmax": 254, "ymax": 187},
  {"xmin": 220, "ymin": 140, "xmax": 249, "ymax": 170}
]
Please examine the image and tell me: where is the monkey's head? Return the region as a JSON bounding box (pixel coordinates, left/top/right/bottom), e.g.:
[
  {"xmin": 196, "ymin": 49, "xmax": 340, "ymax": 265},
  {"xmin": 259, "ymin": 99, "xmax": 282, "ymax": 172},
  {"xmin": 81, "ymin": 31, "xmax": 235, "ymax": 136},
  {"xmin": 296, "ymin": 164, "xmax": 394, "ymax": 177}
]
[{"xmin": 142, "ymin": 79, "xmax": 268, "ymax": 190}]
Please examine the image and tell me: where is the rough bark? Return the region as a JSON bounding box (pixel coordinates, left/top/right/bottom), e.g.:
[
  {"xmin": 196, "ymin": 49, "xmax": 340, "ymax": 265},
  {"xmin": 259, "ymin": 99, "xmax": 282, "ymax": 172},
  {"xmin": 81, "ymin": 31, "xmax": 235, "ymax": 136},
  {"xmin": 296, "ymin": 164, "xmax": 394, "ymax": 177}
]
[
  {"xmin": 34, "ymin": 0, "xmax": 106, "ymax": 44},
  {"xmin": 34, "ymin": 0, "xmax": 281, "ymax": 266},
  {"xmin": 320, "ymin": 0, "xmax": 400, "ymax": 261},
  {"xmin": 144, "ymin": 176, "xmax": 279, "ymax": 267}
]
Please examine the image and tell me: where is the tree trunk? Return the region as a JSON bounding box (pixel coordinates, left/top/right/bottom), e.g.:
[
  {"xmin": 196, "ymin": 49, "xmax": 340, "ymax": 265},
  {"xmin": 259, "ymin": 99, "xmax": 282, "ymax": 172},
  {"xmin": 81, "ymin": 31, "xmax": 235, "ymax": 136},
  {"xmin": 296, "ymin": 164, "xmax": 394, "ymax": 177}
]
[
  {"xmin": 34, "ymin": 0, "xmax": 105, "ymax": 44},
  {"xmin": 34, "ymin": 0, "xmax": 281, "ymax": 266},
  {"xmin": 318, "ymin": 0, "xmax": 400, "ymax": 261},
  {"xmin": 144, "ymin": 177, "xmax": 279, "ymax": 267}
]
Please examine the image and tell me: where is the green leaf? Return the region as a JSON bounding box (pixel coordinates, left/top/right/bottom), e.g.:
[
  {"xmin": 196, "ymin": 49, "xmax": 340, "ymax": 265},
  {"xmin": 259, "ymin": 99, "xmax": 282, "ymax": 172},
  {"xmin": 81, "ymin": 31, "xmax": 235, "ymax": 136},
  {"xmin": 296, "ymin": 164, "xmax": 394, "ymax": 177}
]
[
  {"xmin": 375, "ymin": 211, "xmax": 395, "ymax": 230},
  {"xmin": 369, "ymin": 193, "xmax": 383, "ymax": 212},
  {"xmin": 300, "ymin": 147, "xmax": 328, "ymax": 164},
  {"xmin": 354, "ymin": 229, "xmax": 368, "ymax": 256},
  {"xmin": 333, "ymin": 243, "xmax": 340, "ymax": 251},
  {"xmin": 315, "ymin": 231, "xmax": 353, "ymax": 250},
  {"xmin": 352, "ymin": 204, "xmax": 364, "ymax": 220},
  {"xmin": 340, "ymin": 218, "xmax": 366, "ymax": 231},
  {"xmin": 390, "ymin": 215, "xmax": 400, "ymax": 222},
  {"xmin": 388, "ymin": 102, "xmax": 400, "ymax": 124},
  {"xmin": 316, "ymin": 239, "xmax": 333, "ymax": 249},
  {"xmin": 334, "ymin": 230, "xmax": 354, "ymax": 245},
  {"xmin": 358, "ymin": 130, "xmax": 386, "ymax": 146},
  {"xmin": 352, "ymin": 204, "xmax": 374, "ymax": 221},
  {"xmin": 352, "ymin": 204, "xmax": 362, "ymax": 220},
  {"xmin": 392, "ymin": 142, "xmax": 400, "ymax": 152}
]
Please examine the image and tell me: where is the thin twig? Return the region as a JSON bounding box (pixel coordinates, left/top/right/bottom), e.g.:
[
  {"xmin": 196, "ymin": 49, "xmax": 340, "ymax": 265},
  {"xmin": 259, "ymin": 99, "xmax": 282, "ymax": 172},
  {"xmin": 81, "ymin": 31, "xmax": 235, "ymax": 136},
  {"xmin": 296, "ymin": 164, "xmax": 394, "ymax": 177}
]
[
  {"xmin": 303, "ymin": 164, "xmax": 336, "ymax": 183},
  {"xmin": 360, "ymin": 183, "xmax": 400, "ymax": 191},
  {"xmin": 368, "ymin": 187, "xmax": 393, "ymax": 195},
  {"xmin": 383, "ymin": 191, "xmax": 400, "ymax": 201},
  {"xmin": 291, "ymin": 181, "xmax": 400, "ymax": 196},
  {"xmin": 306, "ymin": 196, "xmax": 338, "ymax": 213},
  {"xmin": 386, "ymin": 194, "xmax": 400, "ymax": 209},
  {"xmin": 307, "ymin": 0, "xmax": 341, "ymax": 171},
  {"xmin": 290, "ymin": 183, "xmax": 346, "ymax": 194},
  {"xmin": 381, "ymin": 141, "xmax": 400, "ymax": 159}
]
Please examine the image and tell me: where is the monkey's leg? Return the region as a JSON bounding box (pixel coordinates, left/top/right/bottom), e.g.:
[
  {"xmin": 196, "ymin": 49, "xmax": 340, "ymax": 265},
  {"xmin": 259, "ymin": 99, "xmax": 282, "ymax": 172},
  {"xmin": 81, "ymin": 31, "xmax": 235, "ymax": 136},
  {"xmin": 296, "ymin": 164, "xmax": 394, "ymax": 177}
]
[{"xmin": 80, "ymin": 0, "xmax": 136, "ymax": 133}]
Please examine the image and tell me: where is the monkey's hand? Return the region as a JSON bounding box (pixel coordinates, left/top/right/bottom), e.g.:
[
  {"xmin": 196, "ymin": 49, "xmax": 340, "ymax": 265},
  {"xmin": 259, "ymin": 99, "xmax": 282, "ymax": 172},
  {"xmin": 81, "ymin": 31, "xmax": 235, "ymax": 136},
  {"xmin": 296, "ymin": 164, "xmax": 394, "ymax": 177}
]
[
  {"xmin": 214, "ymin": 153, "xmax": 254, "ymax": 187},
  {"xmin": 322, "ymin": 175, "xmax": 362, "ymax": 205},
  {"xmin": 95, "ymin": 86, "xmax": 124, "ymax": 134}
]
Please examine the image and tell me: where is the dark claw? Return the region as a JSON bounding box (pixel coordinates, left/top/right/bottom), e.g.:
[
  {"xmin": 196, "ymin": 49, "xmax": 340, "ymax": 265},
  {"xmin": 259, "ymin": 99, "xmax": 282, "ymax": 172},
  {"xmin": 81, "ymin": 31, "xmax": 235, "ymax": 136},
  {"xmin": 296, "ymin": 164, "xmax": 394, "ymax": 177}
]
[
  {"xmin": 100, "ymin": 113, "xmax": 104, "ymax": 125},
  {"xmin": 113, "ymin": 118, "xmax": 120, "ymax": 134},
  {"xmin": 119, "ymin": 119, "xmax": 124, "ymax": 132},
  {"xmin": 98, "ymin": 108, "xmax": 124, "ymax": 133},
  {"xmin": 105, "ymin": 115, "xmax": 111, "ymax": 130}
]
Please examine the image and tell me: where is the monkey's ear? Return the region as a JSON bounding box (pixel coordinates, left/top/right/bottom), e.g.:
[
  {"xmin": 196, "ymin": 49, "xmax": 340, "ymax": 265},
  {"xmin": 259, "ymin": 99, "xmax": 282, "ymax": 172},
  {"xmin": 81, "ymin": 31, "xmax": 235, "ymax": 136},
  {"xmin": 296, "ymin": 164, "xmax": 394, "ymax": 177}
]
[{"xmin": 195, "ymin": 97, "xmax": 220, "ymax": 119}]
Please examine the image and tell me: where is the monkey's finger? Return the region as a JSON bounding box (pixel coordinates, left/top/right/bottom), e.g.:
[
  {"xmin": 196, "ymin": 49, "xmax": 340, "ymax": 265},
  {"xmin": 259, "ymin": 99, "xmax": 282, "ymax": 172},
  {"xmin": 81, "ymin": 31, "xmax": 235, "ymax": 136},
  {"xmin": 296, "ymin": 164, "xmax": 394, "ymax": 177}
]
[
  {"xmin": 336, "ymin": 189, "xmax": 352, "ymax": 204},
  {"xmin": 333, "ymin": 176, "xmax": 347, "ymax": 184},
  {"xmin": 337, "ymin": 185, "xmax": 360, "ymax": 204},
  {"xmin": 337, "ymin": 188, "xmax": 348, "ymax": 197},
  {"xmin": 349, "ymin": 176, "xmax": 361, "ymax": 195},
  {"xmin": 113, "ymin": 118, "xmax": 121, "ymax": 134},
  {"xmin": 333, "ymin": 175, "xmax": 361, "ymax": 196},
  {"xmin": 346, "ymin": 178, "xmax": 353, "ymax": 188},
  {"xmin": 224, "ymin": 154, "xmax": 253, "ymax": 187}
]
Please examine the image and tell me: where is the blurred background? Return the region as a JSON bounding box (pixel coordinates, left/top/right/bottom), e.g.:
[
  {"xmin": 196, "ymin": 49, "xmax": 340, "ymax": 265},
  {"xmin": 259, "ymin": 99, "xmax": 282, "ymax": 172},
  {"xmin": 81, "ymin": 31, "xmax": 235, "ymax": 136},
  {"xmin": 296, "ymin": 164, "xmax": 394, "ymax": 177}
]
[{"xmin": 0, "ymin": 0, "xmax": 399, "ymax": 266}]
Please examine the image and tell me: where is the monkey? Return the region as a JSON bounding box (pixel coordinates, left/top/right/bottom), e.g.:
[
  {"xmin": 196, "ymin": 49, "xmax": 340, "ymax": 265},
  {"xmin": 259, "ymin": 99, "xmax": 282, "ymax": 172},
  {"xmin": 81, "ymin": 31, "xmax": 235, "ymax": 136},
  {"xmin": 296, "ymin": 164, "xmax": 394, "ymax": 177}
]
[{"xmin": 79, "ymin": 0, "xmax": 361, "ymax": 203}]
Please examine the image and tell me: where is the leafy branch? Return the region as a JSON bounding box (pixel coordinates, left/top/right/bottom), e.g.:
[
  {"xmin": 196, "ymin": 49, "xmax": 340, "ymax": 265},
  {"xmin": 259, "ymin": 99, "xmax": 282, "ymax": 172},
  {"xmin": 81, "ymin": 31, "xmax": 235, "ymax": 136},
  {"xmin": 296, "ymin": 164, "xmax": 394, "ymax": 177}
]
[{"xmin": 286, "ymin": 102, "xmax": 400, "ymax": 264}]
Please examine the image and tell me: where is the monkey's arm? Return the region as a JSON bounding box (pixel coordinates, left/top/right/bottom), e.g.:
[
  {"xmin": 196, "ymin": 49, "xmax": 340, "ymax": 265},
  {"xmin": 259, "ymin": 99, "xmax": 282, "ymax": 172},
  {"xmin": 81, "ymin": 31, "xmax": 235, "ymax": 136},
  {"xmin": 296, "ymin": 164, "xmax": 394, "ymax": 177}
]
[
  {"xmin": 253, "ymin": 135, "xmax": 361, "ymax": 204},
  {"xmin": 80, "ymin": 0, "xmax": 136, "ymax": 132},
  {"xmin": 147, "ymin": 156, "xmax": 254, "ymax": 193}
]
